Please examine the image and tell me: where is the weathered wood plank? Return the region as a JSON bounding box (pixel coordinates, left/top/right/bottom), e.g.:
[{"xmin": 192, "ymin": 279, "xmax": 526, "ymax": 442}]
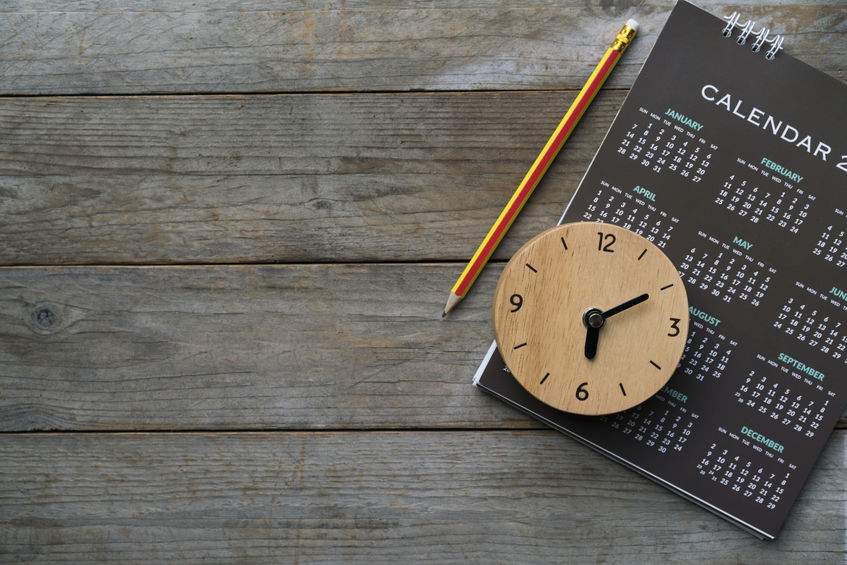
[
  {"xmin": 0, "ymin": 91, "xmax": 623, "ymax": 265},
  {"xmin": 0, "ymin": 431, "xmax": 843, "ymax": 563},
  {"xmin": 1, "ymin": 264, "xmax": 845, "ymax": 431},
  {"xmin": 0, "ymin": 264, "xmax": 508, "ymax": 430},
  {"xmin": 1, "ymin": 1, "xmax": 843, "ymax": 94}
]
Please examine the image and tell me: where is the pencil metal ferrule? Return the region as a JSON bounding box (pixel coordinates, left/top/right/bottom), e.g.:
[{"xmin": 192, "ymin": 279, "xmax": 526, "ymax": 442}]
[{"xmin": 611, "ymin": 24, "xmax": 637, "ymax": 53}]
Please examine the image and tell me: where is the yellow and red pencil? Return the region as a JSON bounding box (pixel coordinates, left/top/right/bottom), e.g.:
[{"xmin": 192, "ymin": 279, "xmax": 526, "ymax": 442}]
[{"xmin": 442, "ymin": 19, "xmax": 639, "ymax": 317}]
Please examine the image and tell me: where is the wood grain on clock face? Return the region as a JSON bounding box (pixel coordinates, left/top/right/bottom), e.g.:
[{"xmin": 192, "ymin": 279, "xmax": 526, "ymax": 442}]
[{"xmin": 493, "ymin": 222, "xmax": 689, "ymax": 416}]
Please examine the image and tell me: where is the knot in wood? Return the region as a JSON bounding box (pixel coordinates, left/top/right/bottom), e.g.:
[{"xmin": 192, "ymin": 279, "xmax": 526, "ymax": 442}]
[{"xmin": 35, "ymin": 308, "xmax": 56, "ymax": 327}]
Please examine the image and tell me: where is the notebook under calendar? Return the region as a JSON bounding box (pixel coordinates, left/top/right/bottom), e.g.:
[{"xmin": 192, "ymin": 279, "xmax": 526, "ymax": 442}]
[{"xmin": 473, "ymin": 0, "xmax": 847, "ymax": 539}]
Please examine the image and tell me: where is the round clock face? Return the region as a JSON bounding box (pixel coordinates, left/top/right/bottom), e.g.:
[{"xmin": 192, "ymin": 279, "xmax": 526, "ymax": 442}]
[{"xmin": 493, "ymin": 222, "xmax": 689, "ymax": 416}]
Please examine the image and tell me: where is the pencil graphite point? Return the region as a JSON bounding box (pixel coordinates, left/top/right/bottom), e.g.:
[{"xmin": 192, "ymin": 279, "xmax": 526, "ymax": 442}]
[{"xmin": 443, "ymin": 292, "xmax": 461, "ymax": 317}]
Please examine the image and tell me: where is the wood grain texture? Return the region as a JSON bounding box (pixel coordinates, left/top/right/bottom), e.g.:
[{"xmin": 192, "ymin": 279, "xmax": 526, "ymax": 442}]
[
  {"xmin": 0, "ymin": 91, "xmax": 623, "ymax": 265},
  {"xmin": 1, "ymin": 264, "xmax": 845, "ymax": 431},
  {"xmin": 1, "ymin": 1, "xmax": 844, "ymax": 95},
  {"xmin": 2, "ymin": 1, "xmax": 845, "ymax": 557},
  {"xmin": 0, "ymin": 264, "xmax": 506, "ymax": 430},
  {"xmin": 0, "ymin": 431, "xmax": 844, "ymax": 563}
]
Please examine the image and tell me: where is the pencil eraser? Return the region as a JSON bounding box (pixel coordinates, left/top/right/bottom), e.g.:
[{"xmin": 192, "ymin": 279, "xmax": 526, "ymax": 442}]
[{"xmin": 626, "ymin": 19, "xmax": 639, "ymax": 32}]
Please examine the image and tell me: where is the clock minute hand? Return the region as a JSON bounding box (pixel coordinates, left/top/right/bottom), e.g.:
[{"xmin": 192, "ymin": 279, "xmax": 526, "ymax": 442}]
[{"xmin": 602, "ymin": 293, "xmax": 649, "ymax": 319}]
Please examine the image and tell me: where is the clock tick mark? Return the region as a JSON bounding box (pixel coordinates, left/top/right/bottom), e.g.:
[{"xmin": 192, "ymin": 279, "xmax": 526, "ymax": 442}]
[
  {"xmin": 619, "ymin": 383, "xmax": 627, "ymax": 396},
  {"xmin": 525, "ymin": 263, "xmax": 537, "ymax": 273},
  {"xmin": 561, "ymin": 237, "xmax": 568, "ymax": 250},
  {"xmin": 637, "ymin": 248, "xmax": 647, "ymax": 261},
  {"xmin": 513, "ymin": 342, "xmax": 527, "ymax": 350},
  {"xmin": 650, "ymin": 360, "xmax": 662, "ymax": 370},
  {"xmin": 660, "ymin": 283, "xmax": 674, "ymax": 291},
  {"xmin": 540, "ymin": 373, "xmax": 550, "ymax": 384}
]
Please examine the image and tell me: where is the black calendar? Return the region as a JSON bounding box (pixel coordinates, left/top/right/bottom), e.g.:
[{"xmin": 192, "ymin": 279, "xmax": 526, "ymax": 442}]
[{"xmin": 473, "ymin": 1, "xmax": 847, "ymax": 539}]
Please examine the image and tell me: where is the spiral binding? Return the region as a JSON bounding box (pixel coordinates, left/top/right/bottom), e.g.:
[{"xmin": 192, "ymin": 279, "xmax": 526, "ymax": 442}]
[{"xmin": 722, "ymin": 11, "xmax": 784, "ymax": 60}]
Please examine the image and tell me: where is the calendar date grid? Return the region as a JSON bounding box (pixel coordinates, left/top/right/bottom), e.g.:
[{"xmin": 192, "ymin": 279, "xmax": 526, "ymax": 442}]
[
  {"xmin": 678, "ymin": 319, "xmax": 738, "ymax": 382},
  {"xmin": 714, "ymin": 157, "xmax": 814, "ymax": 233},
  {"xmin": 598, "ymin": 395, "xmax": 699, "ymax": 456},
  {"xmin": 696, "ymin": 437, "xmax": 794, "ymax": 511},
  {"xmin": 733, "ymin": 356, "xmax": 832, "ymax": 440},
  {"xmin": 812, "ymin": 209, "xmax": 847, "ymax": 268},
  {"xmin": 678, "ymin": 231, "xmax": 776, "ymax": 306},
  {"xmin": 616, "ymin": 106, "xmax": 717, "ymax": 183},
  {"xmin": 581, "ymin": 181, "xmax": 679, "ymax": 249}
]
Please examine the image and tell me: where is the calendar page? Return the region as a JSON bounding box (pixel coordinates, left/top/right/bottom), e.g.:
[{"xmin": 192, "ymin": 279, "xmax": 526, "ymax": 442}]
[{"xmin": 473, "ymin": 1, "xmax": 847, "ymax": 539}]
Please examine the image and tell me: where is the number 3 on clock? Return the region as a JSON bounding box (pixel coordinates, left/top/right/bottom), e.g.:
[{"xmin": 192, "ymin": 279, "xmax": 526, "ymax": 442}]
[{"xmin": 668, "ymin": 317, "xmax": 681, "ymax": 337}]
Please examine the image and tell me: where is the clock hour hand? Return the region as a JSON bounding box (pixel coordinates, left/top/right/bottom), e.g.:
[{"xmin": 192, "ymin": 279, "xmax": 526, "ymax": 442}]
[
  {"xmin": 584, "ymin": 325, "xmax": 600, "ymax": 359},
  {"xmin": 602, "ymin": 293, "xmax": 649, "ymax": 318},
  {"xmin": 583, "ymin": 308, "xmax": 604, "ymax": 359}
]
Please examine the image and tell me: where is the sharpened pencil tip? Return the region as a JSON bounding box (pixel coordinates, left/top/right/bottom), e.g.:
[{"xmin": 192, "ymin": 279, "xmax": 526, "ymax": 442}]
[{"xmin": 443, "ymin": 292, "xmax": 462, "ymax": 317}]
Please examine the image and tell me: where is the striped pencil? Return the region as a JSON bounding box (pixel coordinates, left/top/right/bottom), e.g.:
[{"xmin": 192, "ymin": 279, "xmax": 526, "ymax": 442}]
[{"xmin": 442, "ymin": 19, "xmax": 638, "ymax": 317}]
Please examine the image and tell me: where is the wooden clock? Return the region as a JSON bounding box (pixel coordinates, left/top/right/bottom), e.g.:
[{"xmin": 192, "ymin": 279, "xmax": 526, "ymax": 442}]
[{"xmin": 493, "ymin": 222, "xmax": 689, "ymax": 416}]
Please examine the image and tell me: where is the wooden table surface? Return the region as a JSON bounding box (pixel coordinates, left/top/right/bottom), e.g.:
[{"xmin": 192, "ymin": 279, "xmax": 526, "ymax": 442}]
[{"xmin": 1, "ymin": 1, "xmax": 845, "ymax": 562}]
